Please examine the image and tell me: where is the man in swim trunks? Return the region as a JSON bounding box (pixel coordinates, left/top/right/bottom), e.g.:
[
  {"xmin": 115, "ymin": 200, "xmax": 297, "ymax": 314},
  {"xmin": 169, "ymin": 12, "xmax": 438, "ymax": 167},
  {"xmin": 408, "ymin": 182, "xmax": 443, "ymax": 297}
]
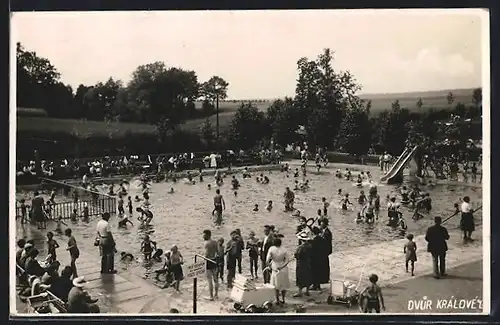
[
  {"xmin": 213, "ymin": 189, "xmax": 225, "ymax": 221},
  {"xmin": 203, "ymin": 230, "xmax": 219, "ymax": 300}
]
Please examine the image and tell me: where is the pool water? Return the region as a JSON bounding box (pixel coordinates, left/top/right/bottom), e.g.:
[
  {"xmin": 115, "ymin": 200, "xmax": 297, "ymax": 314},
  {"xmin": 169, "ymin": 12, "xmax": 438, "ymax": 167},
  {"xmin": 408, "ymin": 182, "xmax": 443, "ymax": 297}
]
[{"xmin": 15, "ymin": 166, "xmax": 482, "ymax": 280}]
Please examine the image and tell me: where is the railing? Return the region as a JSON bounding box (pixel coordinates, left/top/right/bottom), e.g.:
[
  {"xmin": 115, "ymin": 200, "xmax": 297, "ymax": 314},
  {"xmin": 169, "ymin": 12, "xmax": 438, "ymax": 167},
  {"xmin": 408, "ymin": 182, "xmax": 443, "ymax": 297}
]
[{"xmin": 17, "ymin": 197, "xmax": 117, "ymax": 220}]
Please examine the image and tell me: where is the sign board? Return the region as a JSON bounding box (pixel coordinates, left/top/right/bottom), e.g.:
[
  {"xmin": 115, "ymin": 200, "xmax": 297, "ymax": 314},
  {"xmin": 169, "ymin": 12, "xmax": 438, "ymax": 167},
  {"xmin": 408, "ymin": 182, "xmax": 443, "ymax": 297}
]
[{"xmin": 185, "ymin": 261, "xmax": 206, "ymax": 279}]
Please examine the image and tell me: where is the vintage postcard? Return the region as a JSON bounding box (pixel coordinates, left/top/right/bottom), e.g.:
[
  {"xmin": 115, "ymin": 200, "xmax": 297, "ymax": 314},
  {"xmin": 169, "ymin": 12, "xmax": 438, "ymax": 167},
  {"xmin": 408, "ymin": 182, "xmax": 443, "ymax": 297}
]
[{"xmin": 10, "ymin": 9, "xmax": 490, "ymax": 315}]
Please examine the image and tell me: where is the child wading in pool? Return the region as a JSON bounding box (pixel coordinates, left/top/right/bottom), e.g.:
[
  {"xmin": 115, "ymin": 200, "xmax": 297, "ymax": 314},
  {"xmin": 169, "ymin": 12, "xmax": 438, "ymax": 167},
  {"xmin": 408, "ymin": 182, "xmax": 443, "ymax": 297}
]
[
  {"xmin": 266, "ymin": 201, "xmax": 273, "ymax": 211},
  {"xmin": 322, "ymin": 197, "xmax": 329, "ymax": 216},
  {"xmin": 127, "ymin": 196, "xmax": 133, "ymax": 215},
  {"xmin": 141, "ymin": 235, "xmax": 157, "ymax": 261},
  {"xmin": 358, "ymin": 191, "xmax": 367, "ymax": 207},
  {"xmin": 46, "ymin": 232, "xmax": 60, "ymax": 264},
  {"xmin": 117, "ymin": 195, "xmax": 125, "ymax": 216},
  {"xmin": 55, "ymin": 216, "xmax": 67, "ymax": 234},
  {"xmin": 340, "ymin": 194, "xmax": 351, "ymax": 211},
  {"xmin": 404, "ymin": 234, "xmax": 417, "ymax": 276}
]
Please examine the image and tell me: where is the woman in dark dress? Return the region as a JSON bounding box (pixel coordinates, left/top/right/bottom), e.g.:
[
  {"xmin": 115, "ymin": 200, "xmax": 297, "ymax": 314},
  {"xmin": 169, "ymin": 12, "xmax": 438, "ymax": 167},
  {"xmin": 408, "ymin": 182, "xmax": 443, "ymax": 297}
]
[
  {"xmin": 293, "ymin": 233, "xmax": 313, "ymax": 297},
  {"xmin": 310, "ymin": 227, "xmax": 330, "ymax": 290}
]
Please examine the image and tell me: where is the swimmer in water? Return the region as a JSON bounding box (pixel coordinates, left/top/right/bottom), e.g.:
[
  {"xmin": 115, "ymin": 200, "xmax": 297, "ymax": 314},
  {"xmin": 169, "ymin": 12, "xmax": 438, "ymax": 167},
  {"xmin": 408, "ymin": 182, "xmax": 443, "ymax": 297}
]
[
  {"xmin": 213, "ymin": 189, "xmax": 225, "ymax": 224},
  {"xmin": 363, "ymin": 200, "xmax": 376, "ymax": 224},
  {"xmin": 322, "ymin": 197, "xmax": 329, "ymax": 216},
  {"xmin": 340, "ymin": 194, "xmax": 352, "ymax": 211},
  {"xmin": 140, "ymin": 235, "xmax": 157, "ymax": 261},
  {"xmin": 231, "ymin": 175, "xmax": 240, "ymax": 189},
  {"xmin": 120, "ymin": 252, "xmax": 135, "ymax": 261},
  {"xmin": 168, "ymin": 188, "xmax": 174, "ymax": 194},
  {"xmin": 358, "ymin": 191, "xmax": 367, "ymax": 206},
  {"xmin": 335, "ymin": 169, "xmax": 342, "ymax": 178},
  {"xmin": 366, "ymin": 171, "xmax": 372, "ymax": 180},
  {"xmin": 338, "ymin": 189, "xmax": 343, "ymax": 197},
  {"xmin": 400, "ymin": 186, "xmax": 410, "ymax": 205},
  {"xmin": 118, "ymin": 211, "xmax": 134, "ymax": 228},
  {"xmin": 136, "ymin": 207, "xmax": 154, "ymax": 224},
  {"xmin": 355, "ymin": 211, "xmax": 364, "ymax": 223},
  {"xmin": 294, "ymin": 180, "xmax": 300, "ymax": 191},
  {"xmin": 234, "ymin": 191, "xmax": 238, "ymax": 197},
  {"xmin": 292, "ymin": 209, "xmax": 301, "ymax": 217},
  {"xmin": 134, "ymin": 195, "xmax": 142, "ymax": 202},
  {"xmin": 266, "ymin": 200, "xmax": 273, "ymax": 211},
  {"xmin": 356, "ymin": 175, "xmax": 363, "ymax": 187},
  {"xmin": 345, "ymin": 169, "xmax": 352, "ymax": 181},
  {"xmin": 207, "ymin": 184, "xmax": 212, "ymax": 190},
  {"xmin": 253, "ymin": 204, "xmax": 259, "ymax": 212}
]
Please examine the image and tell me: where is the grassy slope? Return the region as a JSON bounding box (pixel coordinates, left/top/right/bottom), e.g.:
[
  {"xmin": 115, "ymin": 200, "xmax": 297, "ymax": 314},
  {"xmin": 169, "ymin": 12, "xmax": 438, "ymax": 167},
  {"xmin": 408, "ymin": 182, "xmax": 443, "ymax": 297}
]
[{"xmin": 16, "ymin": 88, "xmax": 477, "ymax": 137}]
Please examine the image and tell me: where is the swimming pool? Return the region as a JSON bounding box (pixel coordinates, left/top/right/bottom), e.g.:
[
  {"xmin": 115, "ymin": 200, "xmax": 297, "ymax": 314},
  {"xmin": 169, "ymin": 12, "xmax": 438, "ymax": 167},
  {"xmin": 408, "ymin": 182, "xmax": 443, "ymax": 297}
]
[{"xmin": 16, "ymin": 165, "xmax": 482, "ymax": 280}]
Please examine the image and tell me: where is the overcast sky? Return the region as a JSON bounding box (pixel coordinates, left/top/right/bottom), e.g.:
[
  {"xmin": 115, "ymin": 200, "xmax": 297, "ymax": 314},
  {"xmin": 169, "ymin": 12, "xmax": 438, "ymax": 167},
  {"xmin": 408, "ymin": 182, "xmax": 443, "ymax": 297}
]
[{"xmin": 11, "ymin": 9, "xmax": 486, "ymax": 99}]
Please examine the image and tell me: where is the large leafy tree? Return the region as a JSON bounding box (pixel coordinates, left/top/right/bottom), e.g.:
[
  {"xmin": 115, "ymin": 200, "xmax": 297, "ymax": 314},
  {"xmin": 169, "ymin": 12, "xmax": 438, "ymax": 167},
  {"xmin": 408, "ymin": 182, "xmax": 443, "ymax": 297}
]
[
  {"xmin": 124, "ymin": 61, "xmax": 199, "ymax": 124},
  {"xmin": 81, "ymin": 78, "xmax": 123, "ymax": 121},
  {"xmin": 336, "ymin": 103, "xmax": 372, "ymax": 156},
  {"xmin": 16, "ymin": 42, "xmax": 74, "ymax": 117},
  {"xmin": 200, "ymin": 76, "xmax": 229, "ymax": 105},
  {"xmin": 266, "ymin": 97, "xmax": 299, "ymax": 147},
  {"xmin": 228, "ymin": 103, "xmax": 267, "ymax": 149},
  {"xmin": 199, "ymin": 117, "xmax": 216, "ymax": 148},
  {"xmin": 294, "ymin": 48, "xmax": 362, "ymax": 148}
]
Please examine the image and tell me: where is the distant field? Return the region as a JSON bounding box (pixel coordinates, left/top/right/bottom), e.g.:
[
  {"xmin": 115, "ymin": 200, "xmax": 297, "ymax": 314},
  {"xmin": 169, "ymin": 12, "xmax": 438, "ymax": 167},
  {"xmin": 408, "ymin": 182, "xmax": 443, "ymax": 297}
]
[{"xmin": 16, "ymin": 88, "xmax": 478, "ymax": 138}]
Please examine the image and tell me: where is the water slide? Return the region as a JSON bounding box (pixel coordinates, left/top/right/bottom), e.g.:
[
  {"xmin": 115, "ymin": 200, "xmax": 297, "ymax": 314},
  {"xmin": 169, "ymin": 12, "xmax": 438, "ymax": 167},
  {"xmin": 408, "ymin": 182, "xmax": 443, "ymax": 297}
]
[{"xmin": 380, "ymin": 146, "xmax": 419, "ymax": 183}]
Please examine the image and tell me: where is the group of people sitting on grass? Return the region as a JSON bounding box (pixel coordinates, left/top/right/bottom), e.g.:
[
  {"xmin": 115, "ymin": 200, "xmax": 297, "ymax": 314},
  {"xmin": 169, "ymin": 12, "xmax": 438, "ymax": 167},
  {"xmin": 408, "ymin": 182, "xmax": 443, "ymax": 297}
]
[{"xmin": 16, "ymin": 238, "xmax": 99, "ymax": 314}]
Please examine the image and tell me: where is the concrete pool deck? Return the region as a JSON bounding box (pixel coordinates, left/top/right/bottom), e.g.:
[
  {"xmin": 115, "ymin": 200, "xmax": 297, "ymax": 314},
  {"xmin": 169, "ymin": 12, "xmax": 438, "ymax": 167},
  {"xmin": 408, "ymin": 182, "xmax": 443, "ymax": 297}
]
[{"xmin": 14, "ymin": 221, "xmax": 483, "ymax": 314}]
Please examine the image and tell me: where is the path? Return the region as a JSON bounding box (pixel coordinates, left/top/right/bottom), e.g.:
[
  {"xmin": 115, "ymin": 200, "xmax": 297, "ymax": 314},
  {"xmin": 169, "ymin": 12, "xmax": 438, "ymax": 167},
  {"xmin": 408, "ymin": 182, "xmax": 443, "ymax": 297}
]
[
  {"xmin": 15, "ymin": 221, "xmax": 483, "ymax": 314},
  {"xmin": 14, "ymin": 225, "xmax": 165, "ymax": 314},
  {"xmin": 139, "ymin": 225, "xmax": 483, "ymax": 314}
]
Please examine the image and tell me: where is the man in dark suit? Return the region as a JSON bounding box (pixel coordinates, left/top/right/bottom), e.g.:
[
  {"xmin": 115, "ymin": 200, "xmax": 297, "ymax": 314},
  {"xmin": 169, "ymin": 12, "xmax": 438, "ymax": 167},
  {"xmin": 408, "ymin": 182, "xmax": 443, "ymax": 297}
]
[
  {"xmin": 425, "ymin": 216, "xmax": 450, "ymax": 279},
  {"xmin": 260, "ymin": 225, "xmax": 275, "ymax": 284}
]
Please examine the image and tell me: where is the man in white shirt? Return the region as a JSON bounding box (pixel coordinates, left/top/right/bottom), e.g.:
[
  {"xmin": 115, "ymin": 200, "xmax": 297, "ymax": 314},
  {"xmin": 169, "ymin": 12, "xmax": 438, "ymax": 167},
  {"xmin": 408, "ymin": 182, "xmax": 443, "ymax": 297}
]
[
  {"xmin": 460, "ymin": 196, "xmax": 475, "ymax": 242},
  {"xmin": 96, "ymin": 213, "xmax": 116, "ymax": 274}
]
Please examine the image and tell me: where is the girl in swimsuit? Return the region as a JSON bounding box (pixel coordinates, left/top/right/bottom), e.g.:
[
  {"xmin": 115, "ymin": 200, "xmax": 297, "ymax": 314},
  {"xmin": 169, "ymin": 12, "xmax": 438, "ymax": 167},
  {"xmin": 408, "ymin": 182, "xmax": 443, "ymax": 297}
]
[
  {"xmin": 340, "ymin": 194, "xmax": 351, "ymax": 211},
  {"xmin": 141, "ymin": 235, "xmax": 157, "ymax": 261},
  {"xmin": 358, "ymin": 191, "xmax": 367, "ymax": 207}
]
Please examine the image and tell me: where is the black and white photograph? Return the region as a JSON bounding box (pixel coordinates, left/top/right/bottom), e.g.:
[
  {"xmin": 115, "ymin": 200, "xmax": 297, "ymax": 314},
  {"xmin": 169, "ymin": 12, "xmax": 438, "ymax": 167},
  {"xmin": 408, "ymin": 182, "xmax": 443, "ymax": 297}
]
[{"xmin": 10, "ymin": 9, "xmax": 490, "ymax": 315}]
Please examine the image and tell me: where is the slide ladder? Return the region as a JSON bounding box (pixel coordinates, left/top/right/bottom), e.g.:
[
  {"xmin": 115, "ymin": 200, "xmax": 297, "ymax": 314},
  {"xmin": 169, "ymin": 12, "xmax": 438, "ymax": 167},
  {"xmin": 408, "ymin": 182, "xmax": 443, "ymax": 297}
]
[{"xmin": 380, "ymin": 146, "xmax": 418, "ymax": 183}]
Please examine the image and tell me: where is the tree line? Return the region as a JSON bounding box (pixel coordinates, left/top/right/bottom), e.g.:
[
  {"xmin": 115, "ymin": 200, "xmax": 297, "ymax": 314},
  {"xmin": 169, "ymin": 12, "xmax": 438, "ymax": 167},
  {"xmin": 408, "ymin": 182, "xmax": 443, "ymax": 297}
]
[
  {"xmin": 16, "ymin": 42, "xmax": 229, "ymax": 125},
  {"xmin": 227, "ymin": 48, "xmax": 482, "ymax": 156},
  {"xmin": 17, "ymin": 42, "xmax": 482, "ymax": 158}
]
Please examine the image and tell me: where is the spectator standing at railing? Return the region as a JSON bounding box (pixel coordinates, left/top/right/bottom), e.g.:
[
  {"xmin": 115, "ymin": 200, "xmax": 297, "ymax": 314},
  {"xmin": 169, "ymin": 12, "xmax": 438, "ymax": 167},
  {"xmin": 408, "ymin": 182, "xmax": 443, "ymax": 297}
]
[{"xmin": 31, "ymin": 191, "xmax": 45, "ymax": 230}]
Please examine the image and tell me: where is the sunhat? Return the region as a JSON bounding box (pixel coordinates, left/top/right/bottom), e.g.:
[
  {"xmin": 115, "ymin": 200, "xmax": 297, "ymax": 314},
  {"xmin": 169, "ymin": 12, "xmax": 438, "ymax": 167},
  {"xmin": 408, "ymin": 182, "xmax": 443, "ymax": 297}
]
[{"xmin": 72, "ymin": 276, "xmax": 87, "ymax": 288}]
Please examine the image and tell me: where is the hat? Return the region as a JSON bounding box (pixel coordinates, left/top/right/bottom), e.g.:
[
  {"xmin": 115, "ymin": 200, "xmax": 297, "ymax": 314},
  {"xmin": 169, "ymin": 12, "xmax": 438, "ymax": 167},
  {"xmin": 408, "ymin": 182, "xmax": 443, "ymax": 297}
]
[
  {"xmin": 296, "ymin": 232, "xmax": 312, "ymax": 241},
  {"xmin": 28, "ymin": 274, "xmax": 37, "ymax": 283},
  {"xmin": 24, "ymin": 243, "xmax": 33, "ymax": 249},
  {"xmin": 72, "ymin": 276, "xmax": 87, "ymax": 287}
]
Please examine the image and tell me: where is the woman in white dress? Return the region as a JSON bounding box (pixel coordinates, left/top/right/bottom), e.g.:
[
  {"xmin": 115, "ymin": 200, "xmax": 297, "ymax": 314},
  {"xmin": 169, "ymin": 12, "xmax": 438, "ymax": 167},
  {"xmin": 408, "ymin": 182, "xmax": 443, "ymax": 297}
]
[{"xmin": 266, "ymin": 238, "xmax": 290, "ymax": 304}]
